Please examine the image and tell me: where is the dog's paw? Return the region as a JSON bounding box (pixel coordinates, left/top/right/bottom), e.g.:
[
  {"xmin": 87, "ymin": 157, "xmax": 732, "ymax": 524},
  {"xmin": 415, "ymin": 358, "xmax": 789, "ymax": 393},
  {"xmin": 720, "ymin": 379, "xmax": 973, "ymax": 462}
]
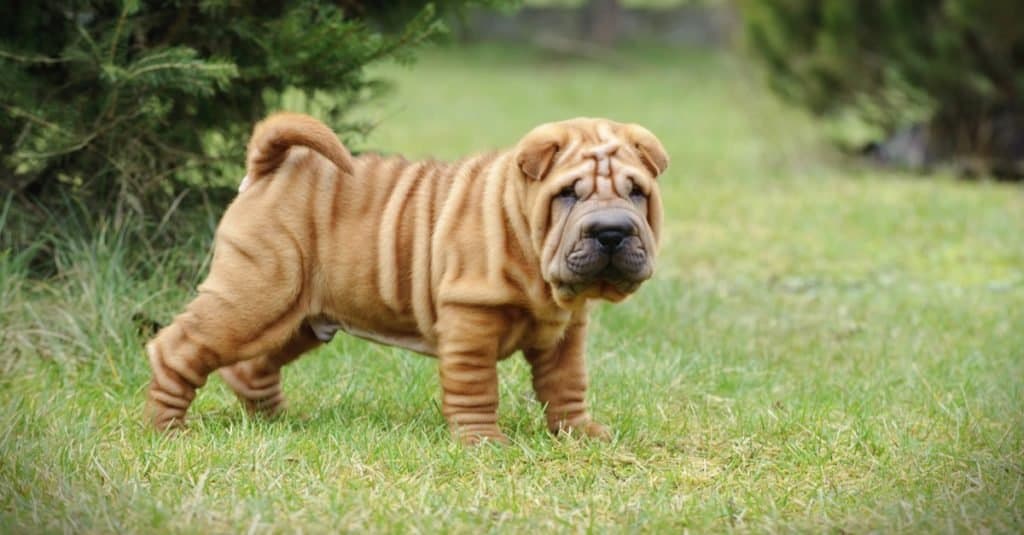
[
  {"xmin": 218, "ymin": 362, "xmax": 287, "ymax": 417},
  {"xmin": 553, "ymin": 419, "xmax": 612, "ymax": 441},
  {"xmin": 144, "ymin": 396, "xmax": 188, "ymax": 432},
  {"xmin": 453, "ymin": 424, "xmax": 510, "ymax": 446},
  {"xmin": 577, "ymin": 421, "xmax": 612, "ymax": 440}
]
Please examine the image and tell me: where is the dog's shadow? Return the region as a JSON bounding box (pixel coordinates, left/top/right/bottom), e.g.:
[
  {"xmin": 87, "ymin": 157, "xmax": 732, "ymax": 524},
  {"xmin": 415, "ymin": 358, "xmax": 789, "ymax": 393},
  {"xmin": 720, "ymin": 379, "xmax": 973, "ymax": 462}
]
[
  {"xmin": 191, "ymin": 369, "xmax": 449, "ymax": 443},
  {"xmin": 193, "ymin": 381, "xmax": 551, "ymax": 447},
  {"xmin": 188, "ymin": 347, "xmax": 551, "ymax": 444}
]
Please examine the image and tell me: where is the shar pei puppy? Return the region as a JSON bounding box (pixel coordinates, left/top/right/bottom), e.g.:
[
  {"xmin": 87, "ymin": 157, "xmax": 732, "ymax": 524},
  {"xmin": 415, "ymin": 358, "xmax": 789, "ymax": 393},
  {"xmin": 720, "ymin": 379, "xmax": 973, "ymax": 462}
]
[{"xmin": 145, "ymin": 113, "xmax": 668, "ymax": 444}]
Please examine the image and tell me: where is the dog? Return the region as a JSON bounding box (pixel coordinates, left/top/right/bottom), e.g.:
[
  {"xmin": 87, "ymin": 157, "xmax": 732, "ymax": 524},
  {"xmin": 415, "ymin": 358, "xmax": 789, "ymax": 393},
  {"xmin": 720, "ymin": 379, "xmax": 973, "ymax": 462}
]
[{"xmin": 145, "ymin": 112, "xmax": 668, "ymax": 444}]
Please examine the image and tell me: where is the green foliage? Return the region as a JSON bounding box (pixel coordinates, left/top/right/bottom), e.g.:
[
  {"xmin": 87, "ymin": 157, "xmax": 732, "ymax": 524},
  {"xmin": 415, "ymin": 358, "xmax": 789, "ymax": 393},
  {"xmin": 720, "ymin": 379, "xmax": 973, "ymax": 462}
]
[
  {"xmin": 0, "ymin": 1, "xmax": 495, "ymax": 223},
  {"xmin": 741, "ymin": 0, "xmax": 1024, "ymax": 173}
]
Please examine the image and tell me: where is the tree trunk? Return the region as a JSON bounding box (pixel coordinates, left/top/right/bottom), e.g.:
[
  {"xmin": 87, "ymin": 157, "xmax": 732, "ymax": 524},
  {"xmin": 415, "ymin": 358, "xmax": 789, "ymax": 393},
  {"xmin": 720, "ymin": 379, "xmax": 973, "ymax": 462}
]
[{"xmin": 580, "ymin": 0, "xmax": 621, "ymax": 46}]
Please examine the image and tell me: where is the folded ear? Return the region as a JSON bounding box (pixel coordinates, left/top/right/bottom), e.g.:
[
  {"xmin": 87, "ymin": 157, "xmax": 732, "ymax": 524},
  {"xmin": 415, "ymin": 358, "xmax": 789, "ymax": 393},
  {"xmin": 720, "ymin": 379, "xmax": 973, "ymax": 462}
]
[
  {"xmin": 626, "ymin": 125, "xmax": 669, "ymax": 178},
  {"xmin": 515, "ymin": 128, "xmax": 561, "ymax": 181}
]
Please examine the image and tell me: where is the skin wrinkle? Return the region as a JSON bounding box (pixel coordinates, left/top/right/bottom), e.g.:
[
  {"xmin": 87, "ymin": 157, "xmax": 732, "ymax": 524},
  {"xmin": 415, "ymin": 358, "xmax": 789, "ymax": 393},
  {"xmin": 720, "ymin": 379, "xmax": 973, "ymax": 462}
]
[
  {"xmin": 412, "ymin": 163, "xmax": 437, "ymax": 338},
  {"xmin": 218, "ymin": 326, "xmax": 320, "ymax": 415},
  {"xmin": 396, "ymin": 165, "xmax": 427, "ymax": 314},
  {"xmin": 256, "ymin": 224, "xmax": 306, "ymax": 312},
  {"xmin": 360, "ymin": 156, "xmax": 401, "ymax": 301},
  {"xmin": 303, "ymin": 154, "xmax": 320, "ymax": 278},
  {"xmin": 428, "ymin": 157, "xmax": 464, "ymax": 299},
  {"xmin": 501, "ymin": 157, "xmax": 548, "ymax": 306},
  {"xmin": 354, "ymin": 155, "xmax": 381, "ymax": 219},
  {"xmin": 433, "ymin": 153, "xmax": 503, "ymax": 304},
  {"xmin": 377, "ymin": 160, "xmax": 420, "ymax": 311},
  {"xmin": 147, "ymin": 342, "xmax": 186, "ymax": 396},
  {"xmin": 483, "ymin": 154, "xmax": 517, "ymax": 294},
  {"xmin": 432, "ymin": 158, "xmax": 474, "ymax": 292},
  {"xmin": 219, "ymin": 234, "xmax": 258, "ymax": 267},
  {"xmin": 143, "ymin": 113, "xmax": 668, "ymax": 445}
]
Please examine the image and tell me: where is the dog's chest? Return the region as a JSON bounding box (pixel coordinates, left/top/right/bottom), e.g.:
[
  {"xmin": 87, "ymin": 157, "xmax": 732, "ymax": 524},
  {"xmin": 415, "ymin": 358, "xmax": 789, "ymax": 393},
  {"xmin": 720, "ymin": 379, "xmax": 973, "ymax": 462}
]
[
  {"xmin": 514, "ymin": 311, "xmax": 574, "ymax": 355},
  {"xmin": 497, "ymin": 316, "xmax": 565, "ymax": 359}
]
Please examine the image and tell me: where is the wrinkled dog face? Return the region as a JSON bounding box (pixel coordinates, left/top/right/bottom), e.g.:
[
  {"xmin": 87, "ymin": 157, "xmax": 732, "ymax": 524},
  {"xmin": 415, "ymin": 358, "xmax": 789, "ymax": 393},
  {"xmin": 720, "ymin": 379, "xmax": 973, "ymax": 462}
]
[{"xmin": 516, "ymin": 118, "xmax": 668, "ymax": 306}]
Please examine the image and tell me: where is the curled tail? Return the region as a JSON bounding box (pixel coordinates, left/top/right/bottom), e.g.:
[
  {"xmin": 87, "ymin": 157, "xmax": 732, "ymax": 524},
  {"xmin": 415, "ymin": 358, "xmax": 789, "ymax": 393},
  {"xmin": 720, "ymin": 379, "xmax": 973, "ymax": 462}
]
[{"xmin": 242, "ymin": 112, "xmax": 354, "ymax": 191}]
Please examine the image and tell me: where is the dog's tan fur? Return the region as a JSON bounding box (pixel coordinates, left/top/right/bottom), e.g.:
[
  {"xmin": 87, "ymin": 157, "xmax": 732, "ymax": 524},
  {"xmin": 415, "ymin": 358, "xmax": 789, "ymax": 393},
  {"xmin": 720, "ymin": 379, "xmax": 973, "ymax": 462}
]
[{"xmin": 145, "ymin": 112, "xmax": 667, "ymax": 444}]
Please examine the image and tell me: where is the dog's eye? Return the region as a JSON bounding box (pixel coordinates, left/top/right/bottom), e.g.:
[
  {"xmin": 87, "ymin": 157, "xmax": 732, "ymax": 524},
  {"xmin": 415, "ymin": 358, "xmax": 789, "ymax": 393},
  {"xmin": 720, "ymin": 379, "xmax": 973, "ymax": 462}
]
[
  {"xmin": 629, "ymin": 181, "xmax": 646, "ymax": 199},
  {"xmin": 557, "ymin": 185, "xmax": 578, "ymax": 200}
]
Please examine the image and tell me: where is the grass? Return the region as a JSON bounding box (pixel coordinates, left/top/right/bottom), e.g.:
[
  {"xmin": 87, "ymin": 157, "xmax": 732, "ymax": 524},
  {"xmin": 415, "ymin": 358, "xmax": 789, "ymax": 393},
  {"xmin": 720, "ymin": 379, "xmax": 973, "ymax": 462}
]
[{"xmin": 2, "ymin": 44, "xmax": 1023, "ymax": 533}]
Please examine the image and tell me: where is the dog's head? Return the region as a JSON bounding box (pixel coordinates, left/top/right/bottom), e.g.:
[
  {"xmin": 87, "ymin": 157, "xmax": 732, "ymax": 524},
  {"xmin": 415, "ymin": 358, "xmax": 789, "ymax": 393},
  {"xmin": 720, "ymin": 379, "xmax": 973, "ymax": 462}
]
[{"xmin": 515, "ymin": 118, "xmax": 668, "ymax": 308}]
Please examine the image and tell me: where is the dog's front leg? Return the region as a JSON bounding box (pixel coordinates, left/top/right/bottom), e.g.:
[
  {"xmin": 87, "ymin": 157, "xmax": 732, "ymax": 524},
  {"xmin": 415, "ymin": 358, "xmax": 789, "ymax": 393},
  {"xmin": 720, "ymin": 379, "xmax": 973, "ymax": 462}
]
[
  {"xmin": 435, "ymin": 305, "xmax": 508, "ymax": 445},
  {"xmin": 525, "ymin": 318, "xmax": 611, "ymax": 440}
]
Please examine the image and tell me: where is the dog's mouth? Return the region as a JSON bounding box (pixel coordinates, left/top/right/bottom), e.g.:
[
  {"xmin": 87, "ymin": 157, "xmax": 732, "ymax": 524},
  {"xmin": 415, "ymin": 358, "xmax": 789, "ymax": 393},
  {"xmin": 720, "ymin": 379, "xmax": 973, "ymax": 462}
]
[
  {"xmin": 557, "ymin": 278, "xmax": 642, "ymax": 299},
  {"xmin": 565, "ymin": 235, "xmax": 649, "ymax": 277},
  {"xmin": 555, "ymin": 236, "xmax": 651, "ymax": 301}
]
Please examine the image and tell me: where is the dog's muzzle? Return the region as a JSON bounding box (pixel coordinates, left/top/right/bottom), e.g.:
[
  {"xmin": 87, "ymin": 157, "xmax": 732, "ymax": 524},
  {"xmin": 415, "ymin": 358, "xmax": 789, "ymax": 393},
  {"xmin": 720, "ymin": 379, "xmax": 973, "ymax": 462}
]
[{"xmin": 565, "ymin": 210, "xmax": 651, "ymax": 285}]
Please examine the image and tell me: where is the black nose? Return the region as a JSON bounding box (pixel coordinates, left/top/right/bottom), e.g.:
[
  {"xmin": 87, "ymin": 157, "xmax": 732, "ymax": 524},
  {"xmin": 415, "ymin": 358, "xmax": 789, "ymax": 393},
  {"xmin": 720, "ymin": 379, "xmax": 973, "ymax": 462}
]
[
  {"xmin": 588, "ymin": 219, "xmax": 636, "ymax": 251},
  {"xmin": 595, "ymin": 228, "xmax": 627, "ymax": 250}
]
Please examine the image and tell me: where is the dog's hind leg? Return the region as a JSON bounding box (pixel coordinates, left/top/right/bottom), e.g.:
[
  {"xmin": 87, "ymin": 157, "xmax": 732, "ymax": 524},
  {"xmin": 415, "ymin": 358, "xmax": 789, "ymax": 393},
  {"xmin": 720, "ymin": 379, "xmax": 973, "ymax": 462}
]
[
  {"xmin": 217, "ymin": 323, "xmax": 322, "ymax": 417},
  {"xmin": 144, "ymin": 229, "xmax": 308, "ymax": 430}
]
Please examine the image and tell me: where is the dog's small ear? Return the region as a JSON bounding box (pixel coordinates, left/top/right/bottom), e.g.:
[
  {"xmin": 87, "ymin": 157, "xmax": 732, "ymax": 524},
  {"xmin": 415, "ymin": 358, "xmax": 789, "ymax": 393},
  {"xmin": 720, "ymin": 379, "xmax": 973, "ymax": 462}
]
[
  {"xmin": 627, "ymin": 125, "xmax": 669, "ymax": 178},
  {"xmin": 515, "ymin": 129, "xmax": 561, "ymax": 181}
]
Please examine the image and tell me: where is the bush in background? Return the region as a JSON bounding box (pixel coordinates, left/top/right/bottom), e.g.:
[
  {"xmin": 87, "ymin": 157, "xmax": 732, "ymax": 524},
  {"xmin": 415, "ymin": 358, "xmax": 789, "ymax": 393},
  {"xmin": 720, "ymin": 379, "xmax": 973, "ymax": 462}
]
[
  {"xmin": 0, "ymin": 0, "xmax": 500, "ymax": 233},
  {"xmin": 742, "ymin": 0, "xmax": 1023, "ymax": 178}
]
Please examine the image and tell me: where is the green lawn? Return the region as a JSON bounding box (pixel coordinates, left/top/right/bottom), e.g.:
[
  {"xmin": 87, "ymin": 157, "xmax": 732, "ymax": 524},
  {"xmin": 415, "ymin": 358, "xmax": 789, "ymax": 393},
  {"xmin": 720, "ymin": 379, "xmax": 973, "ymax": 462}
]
[{"xmin": 2, "ymin": 44, "xmax": 1022, "ymax": 533}]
